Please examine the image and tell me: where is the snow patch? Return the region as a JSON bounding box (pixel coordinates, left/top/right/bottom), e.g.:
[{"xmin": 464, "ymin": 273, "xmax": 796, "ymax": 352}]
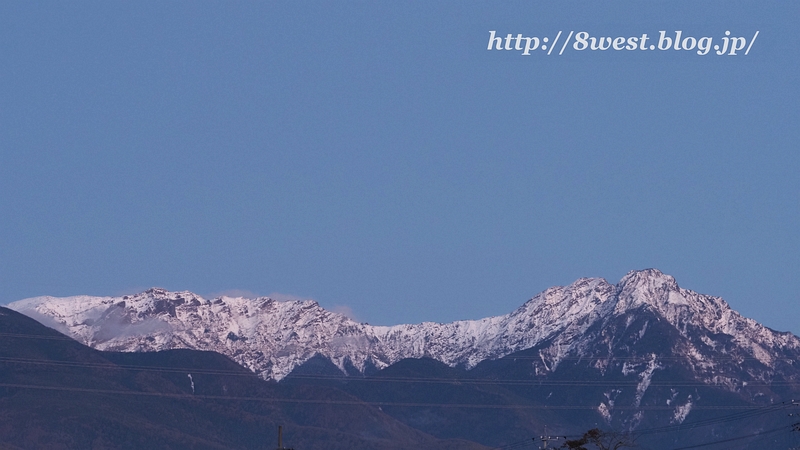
[
  {"xmin": 598, "ymin": 403, "xmax": 612, "ymax": 424},
  {"xmin": 634, "ymin": 355, "xmax": 662, "ymax": 408},
  {"xmin": 638, "ymin": 321, "xmax": 649, "ymax": 339},
  {"xmin": 672, "ymin": 395, "xmax": 693, "ymax": 423}
]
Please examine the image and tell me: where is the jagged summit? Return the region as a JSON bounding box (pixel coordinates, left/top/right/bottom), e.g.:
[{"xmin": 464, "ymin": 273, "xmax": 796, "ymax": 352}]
[
  {"xmin": 618, "ymin": 268, "xmax": 680, "ymax": 295},
  {"xmin": 9, "ymin": 270, "xmax": 800, "ymax": 386},
  {"xmin": 616, "ymin": 269, "xmax": 684, "ymax": 312},
  {"xmin": 620, "ymin": 267, "xmax": 676, "ymax": 283}
]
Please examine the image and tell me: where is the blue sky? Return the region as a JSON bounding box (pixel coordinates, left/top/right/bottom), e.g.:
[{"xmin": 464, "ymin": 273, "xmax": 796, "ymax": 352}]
[{"xmin": 1, "ymin": 2, "xmax": 797, "ymax": 333}]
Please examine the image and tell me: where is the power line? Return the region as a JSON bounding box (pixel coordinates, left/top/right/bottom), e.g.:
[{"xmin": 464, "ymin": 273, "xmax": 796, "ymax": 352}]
[
  {"xmin": 496, "ymin": 355, "xmax": 785, "ymax": 361},
  {"xmin": 0, "ymin": 332, "xmax": 76, "ymax": 341},
  {"xmin": 4, "ymin": 355, "xmax": 797, "ymax": 388},
  {"xmin": 0, "ymin": 331, "xmax": 793, "ymax": 364},
  {"xmin": 631, "ymin": 401, "xmax": 793, "ymax": 437},
  {"xmin": 4, "ymin": 336, "xmax": 799, "ymax": 447},
  {"xmin": 494, "ymin": 402, "xmax": 795, "ymax": 449},
  {"xmin": 670, "ymin": 424, "xmax": 790, "ymax": 449},
  {"xmin": 0, "ymin": 382, "xmax": 786, "ymax": 411},
  {"xmin": 286, "ymin": 373, "xmax": 799, "ymax": 387},
  {"xmin": 1, "ymin": 356, "xmax": 797, "ymax": 411},
  {"xmin": 0, "ymin": 356, "xmax": 259, "ymax": 377}
]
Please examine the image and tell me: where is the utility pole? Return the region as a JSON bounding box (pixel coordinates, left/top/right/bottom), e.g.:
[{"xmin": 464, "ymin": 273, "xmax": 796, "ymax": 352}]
[
  {"xmin": 539, "ymin": 426, "xmax": 562, "ymax": 449},
  {"xmin": 276, "ymin": 425, "xmax": 294, "ymax": 450},
  {"xmin": 790, "ymin": 403, "xmax": 800, "ymax": 450}
]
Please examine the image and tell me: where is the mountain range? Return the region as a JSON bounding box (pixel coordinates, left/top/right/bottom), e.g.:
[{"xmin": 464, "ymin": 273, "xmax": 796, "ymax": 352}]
[{"xmin": 7, "ymin": 269, "xmax": 800, "ymax": 448}]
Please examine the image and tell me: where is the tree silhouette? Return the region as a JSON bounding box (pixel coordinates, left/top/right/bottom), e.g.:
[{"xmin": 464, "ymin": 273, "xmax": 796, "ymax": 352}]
[{"xmin": 561, "ymin": 428, "xmax": 636, "ymax": 450}]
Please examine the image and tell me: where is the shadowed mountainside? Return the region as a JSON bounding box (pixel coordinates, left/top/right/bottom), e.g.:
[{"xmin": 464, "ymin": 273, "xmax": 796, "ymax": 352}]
[{"xmin": 0, "ymin": 306, "xmax": 487, "ymax": 450}]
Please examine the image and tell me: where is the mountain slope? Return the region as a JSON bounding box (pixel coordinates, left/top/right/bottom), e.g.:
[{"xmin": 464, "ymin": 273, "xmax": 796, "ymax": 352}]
[
  {"xmin": 10, "ymin": 269, "xmax": 800, "ymax": 389},
  {"xmin": 0, "ymin": 306, "xmax": 488, "ymax": 450}
]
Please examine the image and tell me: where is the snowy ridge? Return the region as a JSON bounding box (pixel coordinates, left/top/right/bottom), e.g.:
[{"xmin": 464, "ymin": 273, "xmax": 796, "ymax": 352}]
[{"xmin": 9, "ymin": 269, "xmax": 800, "ymax": 382}]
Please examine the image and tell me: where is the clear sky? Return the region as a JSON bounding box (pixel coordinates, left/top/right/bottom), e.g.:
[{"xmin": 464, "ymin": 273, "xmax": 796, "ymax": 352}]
[{"xmin": 1, "ymin": 2, "xmax": 797, "ymax": 333}]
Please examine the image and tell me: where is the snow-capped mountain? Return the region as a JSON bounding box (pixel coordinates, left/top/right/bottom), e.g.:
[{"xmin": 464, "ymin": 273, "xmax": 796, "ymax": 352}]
[{"xmin": 9, "ymin": 269, "xmax": 800, "ymax": 387}]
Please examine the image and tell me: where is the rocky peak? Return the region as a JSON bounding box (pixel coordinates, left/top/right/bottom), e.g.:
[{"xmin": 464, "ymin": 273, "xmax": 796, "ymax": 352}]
[
  {"xmin": 9, "ymin": 269, "xmax": 800, "ymax": 383},
  {"xmin": 614, "ymin": 269, "xmax": 686, "ymax": 315},
  {"xmin": 619, "ymin": 268, "xmax": 678, "ymax": 289}
]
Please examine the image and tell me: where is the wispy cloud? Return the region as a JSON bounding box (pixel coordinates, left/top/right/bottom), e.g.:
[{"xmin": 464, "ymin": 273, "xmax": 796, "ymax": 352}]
[
  {"xmin": 206, "ymin": 289, "xmax": 261, "ymax": 299},
  {"xmin": 331, "ymin": 304, "xmax": 359, "ymax": 322},
  {"xmin": 267, "ymin": 292, "xmax": 315, "ymax": 303}
]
